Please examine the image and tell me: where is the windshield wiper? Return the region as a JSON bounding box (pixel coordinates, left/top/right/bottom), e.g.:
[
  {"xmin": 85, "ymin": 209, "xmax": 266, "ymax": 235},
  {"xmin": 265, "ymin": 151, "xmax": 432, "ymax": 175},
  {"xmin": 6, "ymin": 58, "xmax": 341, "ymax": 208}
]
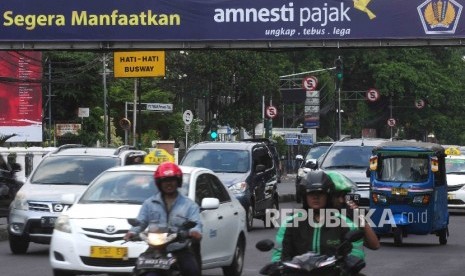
[
  {"xmin": 90, "ymin": 199, "xmax": 140, "ymax": 204},
  {"xmin": 323, "ymin": 165, "xmax": 367, "ymax": 169}
]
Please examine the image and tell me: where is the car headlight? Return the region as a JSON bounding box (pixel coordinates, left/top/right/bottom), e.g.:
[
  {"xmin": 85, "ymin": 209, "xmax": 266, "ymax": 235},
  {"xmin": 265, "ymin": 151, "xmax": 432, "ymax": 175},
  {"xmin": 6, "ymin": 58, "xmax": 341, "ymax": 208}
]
[
  {"xmin": 228, "ymin": 182, "xmax": 247, "ymax": 194},
  {"xmin": 11, "ymin": 193, "xmax": 28, "ymax": 211},
  {"xmin": 54, "ymin": 215, "xmax": 72, "ymax": 233}
]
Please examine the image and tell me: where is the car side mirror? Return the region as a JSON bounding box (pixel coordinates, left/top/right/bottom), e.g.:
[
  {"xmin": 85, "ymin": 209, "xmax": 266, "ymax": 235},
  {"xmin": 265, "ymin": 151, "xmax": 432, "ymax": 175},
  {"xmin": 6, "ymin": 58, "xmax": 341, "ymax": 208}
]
[
  {"xmin": 256, "ymin": 239, "xmax": 275, "ymax": 252},
  {"xmin": 295, "ymin": 155, "xmax": 304, "ymax": 161},
  {"xmin": 201, "ymin": 197, "xmax": 220, "ymax": 210},
  {"xmin": 366, "ymin": 167, "xmax": 371, "ymax": 178},
  {"xmin": 304, "ymin": 160, "xmax": 317, "ymax": 170}
]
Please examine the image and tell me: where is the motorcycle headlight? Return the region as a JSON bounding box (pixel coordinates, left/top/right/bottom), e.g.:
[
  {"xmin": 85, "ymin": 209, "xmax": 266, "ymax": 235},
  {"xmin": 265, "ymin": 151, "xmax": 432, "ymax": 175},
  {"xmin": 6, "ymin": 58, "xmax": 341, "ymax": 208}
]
[
  {"xmin": 228, "ymin": 182, "xmax": 247, "ymax": 194},
  {"xmin": 54, "ymin": 215, "xmax": 72, "ymax": 233},
  {"xmin": 11, "ymin": 193, "xmax": 28, "ymax": 211},
  {"xmin": 147, "ymin": 233, "xmax": 177, "ymax": 246}
]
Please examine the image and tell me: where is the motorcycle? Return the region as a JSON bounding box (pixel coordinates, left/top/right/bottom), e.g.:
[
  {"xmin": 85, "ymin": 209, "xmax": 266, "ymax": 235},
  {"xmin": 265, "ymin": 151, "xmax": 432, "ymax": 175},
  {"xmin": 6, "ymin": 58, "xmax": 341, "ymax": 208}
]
[
  {"xmin": 256, "ymin": 230, "xmax": 366, "ymax": 276},
  {"xmin": 126, "ymin": 218, "xmax": 197, "ymax": 276}
]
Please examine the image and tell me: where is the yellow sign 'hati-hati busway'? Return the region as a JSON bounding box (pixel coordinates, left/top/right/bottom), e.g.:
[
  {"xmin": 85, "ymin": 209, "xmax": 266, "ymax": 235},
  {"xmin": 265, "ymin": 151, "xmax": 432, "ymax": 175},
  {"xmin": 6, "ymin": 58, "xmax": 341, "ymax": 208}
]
[{"xmin": 114, "ymin": 51, "xmax": 165, "ymax": 78}]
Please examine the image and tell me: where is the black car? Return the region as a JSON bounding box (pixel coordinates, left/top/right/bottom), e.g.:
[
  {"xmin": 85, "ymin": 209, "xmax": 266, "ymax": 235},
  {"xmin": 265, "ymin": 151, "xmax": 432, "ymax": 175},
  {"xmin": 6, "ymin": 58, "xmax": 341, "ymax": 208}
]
[
  {"xmin": 180, "ymin": 141, "xmax": 279, "ymax": 231},
  {"xmin": 0, "ymin": 155, "xmax": 22, "ymax": 217}
]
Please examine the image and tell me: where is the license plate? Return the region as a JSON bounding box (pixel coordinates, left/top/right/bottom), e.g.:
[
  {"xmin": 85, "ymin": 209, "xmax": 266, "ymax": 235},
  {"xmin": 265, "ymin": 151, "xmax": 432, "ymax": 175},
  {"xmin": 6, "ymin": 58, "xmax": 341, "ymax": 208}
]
[
  {"xmin": 136, "ymin": 257, "xmax": 175, "ymax": 270},
  {"xmin": 391, "ymin": 187, "xmax": 408, "ymax": 196},
  {"xmin": 90, "ymin": 246, "xmax": 128, "ymax": 259},
  {"xmin": 40, "ymin": 216, "xmax": 57, "ymax": 228},
  {"xmin": 448, "ymin": 194, "xmax": 455, "ymax": 200}
]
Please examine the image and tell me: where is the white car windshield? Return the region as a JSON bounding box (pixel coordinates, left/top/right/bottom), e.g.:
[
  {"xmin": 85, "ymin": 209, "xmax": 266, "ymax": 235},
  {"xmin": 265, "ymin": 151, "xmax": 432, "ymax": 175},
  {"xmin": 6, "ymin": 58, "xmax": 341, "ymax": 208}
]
[{"xmin": 79, "ymin": 171, "xmax": 190, "ymax": 204}]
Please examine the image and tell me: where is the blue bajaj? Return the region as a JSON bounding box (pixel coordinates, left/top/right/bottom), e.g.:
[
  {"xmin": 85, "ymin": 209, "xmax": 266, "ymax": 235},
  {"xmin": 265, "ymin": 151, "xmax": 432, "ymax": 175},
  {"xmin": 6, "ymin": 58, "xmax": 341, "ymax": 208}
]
[{"xmin": 368, "ymin": 141, "xmax": 449, "ymax": 246}]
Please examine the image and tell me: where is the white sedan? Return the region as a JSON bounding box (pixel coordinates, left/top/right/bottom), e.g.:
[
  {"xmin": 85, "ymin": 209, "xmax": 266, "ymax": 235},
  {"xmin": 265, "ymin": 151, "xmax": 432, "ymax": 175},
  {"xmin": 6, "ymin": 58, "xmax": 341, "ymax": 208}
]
[
  {"xmin": 446, "ymin": 154, "xmax": 465, "ymax": 209},
  {"xmin": 49, "ymin": 165, "xmax": 247, "ymax": 276}
]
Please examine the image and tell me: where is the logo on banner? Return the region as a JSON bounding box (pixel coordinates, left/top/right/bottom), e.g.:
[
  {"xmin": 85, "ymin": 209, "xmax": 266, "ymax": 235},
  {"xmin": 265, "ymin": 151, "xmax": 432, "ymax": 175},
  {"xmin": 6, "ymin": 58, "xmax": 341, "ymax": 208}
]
[{"xmin": 418, "ymin": 0, "xmax": 462, "ymax": 34}]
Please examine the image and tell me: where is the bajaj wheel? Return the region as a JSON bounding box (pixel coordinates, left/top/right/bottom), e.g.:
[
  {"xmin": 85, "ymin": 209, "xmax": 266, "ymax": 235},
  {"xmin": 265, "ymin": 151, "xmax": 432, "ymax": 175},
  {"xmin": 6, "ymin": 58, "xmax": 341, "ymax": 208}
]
[
  {"xmin": 8, "ymin": 233, "xmax": 29, "ymax": 254},
  {"xmin": 393, "ymin": 227, "xmax": 403, "ymax": 246},
  {"xmin": 222, "ymin": 237, "xmax": 245, "ymax": 276},
  {"xmin": 439, "ymin": 228, "xmax": 448, "ymax": 245}
]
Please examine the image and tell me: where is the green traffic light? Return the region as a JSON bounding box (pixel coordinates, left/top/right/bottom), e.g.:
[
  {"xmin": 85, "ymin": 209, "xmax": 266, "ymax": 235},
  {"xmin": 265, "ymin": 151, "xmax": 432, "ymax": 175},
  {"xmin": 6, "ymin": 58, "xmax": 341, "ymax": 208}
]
[
  {"xmin": 337, "ymin": 72, "xmax": 343, "ymax": 80},
  {"xmin": 210, "ymin": 131, "xmax": 218, "ymax": 139}
]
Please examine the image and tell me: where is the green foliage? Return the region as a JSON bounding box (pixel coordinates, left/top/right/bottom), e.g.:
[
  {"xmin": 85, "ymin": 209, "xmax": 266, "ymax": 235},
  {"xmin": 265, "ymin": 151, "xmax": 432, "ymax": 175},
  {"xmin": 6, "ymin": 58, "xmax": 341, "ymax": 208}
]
[{"xmin": 41, "ymin": 47, "xmax": 465, "ymax": 147}]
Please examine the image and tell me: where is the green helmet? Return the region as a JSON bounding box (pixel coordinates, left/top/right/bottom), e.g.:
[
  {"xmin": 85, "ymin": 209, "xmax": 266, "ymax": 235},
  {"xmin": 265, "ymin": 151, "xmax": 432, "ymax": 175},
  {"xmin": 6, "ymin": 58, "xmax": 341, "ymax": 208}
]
[{"xmin": 325, "ymin": 171, "xmax": 355, "ymax": 193}]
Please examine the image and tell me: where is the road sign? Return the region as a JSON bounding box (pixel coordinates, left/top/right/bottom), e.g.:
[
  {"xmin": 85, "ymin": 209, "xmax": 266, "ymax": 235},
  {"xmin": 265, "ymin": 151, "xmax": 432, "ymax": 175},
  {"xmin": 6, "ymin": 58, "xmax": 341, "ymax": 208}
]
[
  {"xmin": 78, "ymin": 107, "xmax": 89, "ymax": 118},
  {"xmin": 387, "ymin": 118, "xmax": 396, "ymax": 127},
  {"xmin": 302, "ymin": 76, "xmax": 318, "ymax": 91},
  {"xmin": 415, "ymin": 99, "xmax": 425, "ymax": 109},
  {"xmin": 114, "ymin": 51, "xmax": 165, "ymax": 78},
  {"xmin": 119, "ymin": 118, "xmax": 131, "ymax": 130},
  {"xmin": 184, "ymin": 124, "xmax": 191, "ymax": 133},
  {"xmin": 183, "ymin": 110, "xmax": 193, "ymax": 125},
  {"xmin": 366, "ymin": 89, "xmax": 380, "ymax": 102},
  {"xmin": 265, "ymin": 105, "xmax": 278, "ymax": 119},
  {"xmin": 146, "ymin": 103, "xmax": 173, "ymax": 112}
]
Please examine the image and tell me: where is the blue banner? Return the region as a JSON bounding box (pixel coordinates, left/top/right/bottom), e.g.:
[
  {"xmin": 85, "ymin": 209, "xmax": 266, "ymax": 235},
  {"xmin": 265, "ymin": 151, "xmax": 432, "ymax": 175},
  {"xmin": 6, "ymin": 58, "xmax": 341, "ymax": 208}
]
[{"xmin": 0, "ymin": 0, "xmax": 463, "ymax": 41}]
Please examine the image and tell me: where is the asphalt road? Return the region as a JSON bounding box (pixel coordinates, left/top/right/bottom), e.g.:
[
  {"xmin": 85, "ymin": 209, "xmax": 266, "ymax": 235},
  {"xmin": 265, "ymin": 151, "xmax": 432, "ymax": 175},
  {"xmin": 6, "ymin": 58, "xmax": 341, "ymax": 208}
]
[
  {"xmin": 1, "ymin": 204, "xmax": 465, "ymax": 276},
  {"xmin": 2, "ymin": 177, "xmax": 465, "ymax": 275}
]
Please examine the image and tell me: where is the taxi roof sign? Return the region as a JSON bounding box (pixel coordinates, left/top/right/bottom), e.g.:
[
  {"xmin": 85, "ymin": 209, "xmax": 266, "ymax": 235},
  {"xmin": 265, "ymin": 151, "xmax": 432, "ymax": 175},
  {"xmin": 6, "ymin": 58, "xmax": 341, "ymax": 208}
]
[
  {"xmin": 144, "ymin": 148, "xmax": 174, "ymax": 164},
  {"xmin": 445, "ymin": 147, "xmax": 461, "ymax": 156}
]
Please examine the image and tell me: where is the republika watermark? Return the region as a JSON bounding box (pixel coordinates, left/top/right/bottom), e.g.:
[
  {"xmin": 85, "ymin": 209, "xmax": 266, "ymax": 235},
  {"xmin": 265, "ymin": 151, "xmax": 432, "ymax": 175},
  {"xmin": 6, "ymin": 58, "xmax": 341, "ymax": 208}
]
[{"xmin": 264, "ymin": 208, "xmax": 428, "ymax": 228}]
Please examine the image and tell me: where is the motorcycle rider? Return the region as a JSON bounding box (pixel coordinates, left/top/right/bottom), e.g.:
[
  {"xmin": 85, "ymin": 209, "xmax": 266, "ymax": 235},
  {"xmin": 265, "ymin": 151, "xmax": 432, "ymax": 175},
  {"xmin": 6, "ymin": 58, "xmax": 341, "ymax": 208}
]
[
  {"xmin": 327, "ymin": 171, "xmax": 380, "ymax": 250},
  {"xmin": 124, "ymin": 162, "xmax": 202, "ymax": 276},
  {"xmin": 280, "ymin": 170, "xmax": 365, "ymax": 262}
]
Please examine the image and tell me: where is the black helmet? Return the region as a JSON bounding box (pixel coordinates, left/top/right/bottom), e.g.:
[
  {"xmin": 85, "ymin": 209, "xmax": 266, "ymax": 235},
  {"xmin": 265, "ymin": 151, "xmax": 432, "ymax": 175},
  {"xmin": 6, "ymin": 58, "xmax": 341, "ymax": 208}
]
[{"xmin": 304, "ymin": 170, "xmax": 333, "ymax": 194}]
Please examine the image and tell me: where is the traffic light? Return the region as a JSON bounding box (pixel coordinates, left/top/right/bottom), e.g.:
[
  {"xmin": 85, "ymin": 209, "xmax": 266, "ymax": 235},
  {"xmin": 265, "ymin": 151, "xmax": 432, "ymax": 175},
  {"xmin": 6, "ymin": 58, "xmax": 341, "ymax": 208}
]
[
  {"xmin": 210, "ymin": 119, "xmax": 218, "ymax": 140},
  {"xmin": 335, "ymin": 57, "xmax": 343, "ymax": 81}
]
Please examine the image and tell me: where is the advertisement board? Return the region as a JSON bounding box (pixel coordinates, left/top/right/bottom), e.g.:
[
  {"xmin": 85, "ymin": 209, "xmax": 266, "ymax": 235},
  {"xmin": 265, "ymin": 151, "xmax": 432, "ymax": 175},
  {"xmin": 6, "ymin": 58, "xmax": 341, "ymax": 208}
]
[
  {"xmin": 0, "ymin": 51, "xmax": 42, "ymax": 142},
  {"xmin": 0, "ymin": 0, "xmax": 462, "ymax": 44}
]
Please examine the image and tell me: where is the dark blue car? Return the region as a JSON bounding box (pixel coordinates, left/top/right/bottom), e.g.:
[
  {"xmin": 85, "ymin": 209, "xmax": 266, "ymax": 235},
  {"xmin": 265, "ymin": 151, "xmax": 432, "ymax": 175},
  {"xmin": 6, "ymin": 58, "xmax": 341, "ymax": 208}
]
[{"xmin": 180, "ymin": 141, "xmax": 279, "ymax": 231}]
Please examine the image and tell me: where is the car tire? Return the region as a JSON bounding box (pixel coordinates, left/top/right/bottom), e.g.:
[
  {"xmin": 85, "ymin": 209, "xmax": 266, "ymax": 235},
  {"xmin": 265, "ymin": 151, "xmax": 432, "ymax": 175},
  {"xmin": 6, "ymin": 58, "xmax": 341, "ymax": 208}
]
[
  {"xmin": 263, "ymin": 199, "xmax": 279, "ymax": 229},
  {"xmin": 53, "ymin": 269, "xmax": 75, "ymax": 276},
  {"xmin": 8, "ymin": 233, "xmax": 29, "ymax": 254},
  {"xmin": 246, "ymin": 204, "xmax": 254, "ymax": 232},
  {"xmin": 222, "ymin": 237, "xmax": 245, "ymax": 276}
]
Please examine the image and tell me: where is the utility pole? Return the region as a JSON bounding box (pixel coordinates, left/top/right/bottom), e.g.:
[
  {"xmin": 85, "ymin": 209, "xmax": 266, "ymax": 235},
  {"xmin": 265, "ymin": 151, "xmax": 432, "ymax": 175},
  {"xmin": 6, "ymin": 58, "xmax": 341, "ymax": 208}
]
[
  {"xmin": 335, "ymin": 56, "xmax": 343, "ymax": 140},
  {"xmin": 102, "ymin": 53, "xmax": 109, "ymax": 147},
  {"xmin": 47, "ymin": 57, "xmax": 53, "ymax": 146}
]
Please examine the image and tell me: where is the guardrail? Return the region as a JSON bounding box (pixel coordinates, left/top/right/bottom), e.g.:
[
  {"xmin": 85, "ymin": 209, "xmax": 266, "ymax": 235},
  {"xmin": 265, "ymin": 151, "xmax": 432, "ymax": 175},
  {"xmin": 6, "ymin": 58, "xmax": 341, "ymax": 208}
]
[{"xmin": 0, "ymin": 147, "xmax": 57, "ymax": 182}]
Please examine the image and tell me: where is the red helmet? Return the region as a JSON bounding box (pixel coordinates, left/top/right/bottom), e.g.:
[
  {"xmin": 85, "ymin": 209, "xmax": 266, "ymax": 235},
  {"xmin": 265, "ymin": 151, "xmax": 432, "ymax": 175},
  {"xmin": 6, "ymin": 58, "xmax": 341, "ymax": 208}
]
[{"xmin": 154, "ymin": 162, "xmax": 183, "ymax": 188}]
